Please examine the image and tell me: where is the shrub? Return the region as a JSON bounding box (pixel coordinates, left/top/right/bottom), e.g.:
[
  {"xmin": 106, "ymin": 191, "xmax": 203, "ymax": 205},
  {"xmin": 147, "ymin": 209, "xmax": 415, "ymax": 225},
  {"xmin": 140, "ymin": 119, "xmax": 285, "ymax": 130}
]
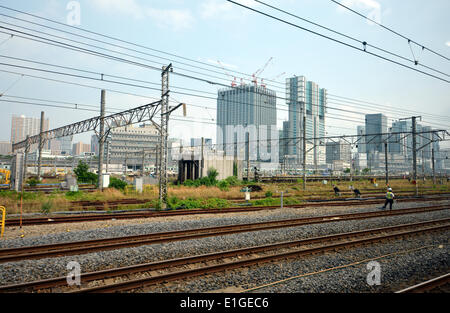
[
  {"xmin": 109, "ymin": 177, "xmax": 127, "ymax": 190},
  {"xmin": 217, "ymin": 180, "xmax": 230, "ymax": 191},
  {"xmin": 65, "ymin": 190, "xmax": 84, "ymax": 200},
  {"xmin": 74, "ymin": 160, "xmax": 98, "ymax": 184},
  {"xmin": 265, "ymin": 191, "xmax": 273, "ymax": 198},
  {"xmin": 27, "ymin": 178, "xmax": 40, "ymax": 187},
  {"xmin": 183, "ymin": 179, "xmax": 195, "ymax": 187},
  {"xmin": 225, "ymin": 176, "xmax": 241, "ymax": 186},
  {"xmin": 41, "ymin": 201, "xmax": 52, "ymax": 214},
  {"xmin": 207, "ymin": 167, "xmax": 218, "ymax": 185}
]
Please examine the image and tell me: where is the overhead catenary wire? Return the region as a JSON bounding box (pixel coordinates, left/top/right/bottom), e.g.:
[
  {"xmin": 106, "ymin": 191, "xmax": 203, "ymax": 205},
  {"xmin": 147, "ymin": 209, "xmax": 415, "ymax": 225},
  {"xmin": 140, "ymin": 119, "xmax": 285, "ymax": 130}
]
[
  {"xmin": 0, "ymin": 55, "xmax": 448, "ymax": 131},
  {"xmin": 329, "ymin": 0, "xmax": 450, "ymax": 62},
  {"xmin": 1, "ymin": 65, "xmax": 448, "ymax": 136},
  {"xmin": 226, "ymin": 0, "xmax": 449, "ymax": 83},
  {"xmin": 0, "ymin": 8, "xmax": 446, "ymax": 141},
  {"xmin": 253, "ymin": 0, "xmax": 449, "ymax": 77},
  {"xmin": 0, "ymin": 11, "xmax": 447, "ymax": 124}
]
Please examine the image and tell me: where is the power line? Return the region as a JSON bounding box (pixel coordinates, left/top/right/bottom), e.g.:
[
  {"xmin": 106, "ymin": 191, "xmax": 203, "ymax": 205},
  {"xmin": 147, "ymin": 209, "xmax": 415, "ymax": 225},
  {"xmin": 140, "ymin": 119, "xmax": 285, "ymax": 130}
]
[
  {"xmin": 1, "ymin": 64, "xmax": 448, "ymax": 133},
  {"xmin": 0, "ymin": 12, "xmax": 447, "ymax": 123},
  {"xmin": 1, "ymin": 54, "xmax": 448, "ymax": 130},
  {"xmin": 226, "ymin": 0, "xmax": 449, "ymax": 83},
  {"xmin": 329, "ymin": 0, "xmax": 450, "ymax": 62},
  {"xmin": 254, "ymin": 0, "xmax": 449, "ymax": 77}
]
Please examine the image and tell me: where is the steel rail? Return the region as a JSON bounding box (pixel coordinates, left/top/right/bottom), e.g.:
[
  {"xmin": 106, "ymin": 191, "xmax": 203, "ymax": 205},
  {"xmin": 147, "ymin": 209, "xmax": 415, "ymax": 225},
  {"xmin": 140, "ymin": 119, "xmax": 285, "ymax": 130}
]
[
  {"xmin": 73, "ymin": 222, "xmax": 450, "ymax": 293},
  {"xmin": 5, "ymin": 195, "xmax": 449, "ymax": 227},
  {"xmin": 1, "ymin": 218, "xmax": 448, "ymax": 293},
  {"xmin": 0, "ymin": 205, "xmax": 447, "ymax": 263},
  {"xmin": 396, "ymin": 273, "xmax": 450, "ymax": 293}
]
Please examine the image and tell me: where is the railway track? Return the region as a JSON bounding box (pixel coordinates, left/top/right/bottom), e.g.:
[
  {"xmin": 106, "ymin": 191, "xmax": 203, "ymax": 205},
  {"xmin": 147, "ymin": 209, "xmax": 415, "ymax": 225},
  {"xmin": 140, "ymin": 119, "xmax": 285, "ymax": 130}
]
[
  {"xmin": 5, "ymin": 195, "xmax": 450, "ymax": 226},
  {"xmin": 396, "ymin": 273, "xmax": 450, "ymax": 293},
  {"xmin": 1, "ymin": 218, "xmax": 447, "ymax": 293},
  {"xmin": 0, "ymin": 204, "xmax": 447, "ymax": 263}
]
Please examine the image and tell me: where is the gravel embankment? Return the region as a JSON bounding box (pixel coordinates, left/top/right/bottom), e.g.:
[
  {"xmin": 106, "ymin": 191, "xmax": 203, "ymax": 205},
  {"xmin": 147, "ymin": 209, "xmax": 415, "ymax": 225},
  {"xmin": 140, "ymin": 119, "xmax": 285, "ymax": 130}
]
[
  {"xmin": 0, "ymin": 200, "xmax": 448, "ymax": 287},
  {"xmin": 2, "ymin": 199, "xmax": 447, "ymax": 246},
  {"xmin": 144, "ymin": 231, "xmax": 448, "ymax": 293}
]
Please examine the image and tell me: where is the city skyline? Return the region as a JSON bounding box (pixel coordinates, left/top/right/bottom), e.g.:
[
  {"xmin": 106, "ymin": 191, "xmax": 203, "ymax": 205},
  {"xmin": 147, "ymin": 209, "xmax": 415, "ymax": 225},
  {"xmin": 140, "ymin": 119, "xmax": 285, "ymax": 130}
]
[{"xmin": 0, "ymin": 0, "xmax": 448, "ymax": 150}]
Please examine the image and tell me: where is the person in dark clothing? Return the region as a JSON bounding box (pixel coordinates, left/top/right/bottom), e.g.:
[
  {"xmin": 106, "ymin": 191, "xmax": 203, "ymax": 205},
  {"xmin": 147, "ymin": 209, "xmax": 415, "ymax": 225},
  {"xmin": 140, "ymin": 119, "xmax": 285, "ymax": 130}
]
[
  {"xmin": 333, "ymin": 185, "xmax": 341, "ymax": 196},
  {"xmin": 381, "ymin": 188, "xmax": 395, "ymax": 210},
  {"xmin": 353, "ymin": 188, "xmax": 362, "ymax": 198}
]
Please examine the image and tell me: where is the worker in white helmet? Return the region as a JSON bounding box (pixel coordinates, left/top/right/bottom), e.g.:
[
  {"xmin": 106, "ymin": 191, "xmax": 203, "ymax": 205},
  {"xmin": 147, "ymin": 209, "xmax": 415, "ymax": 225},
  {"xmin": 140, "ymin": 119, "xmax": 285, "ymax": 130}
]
[{"xmin": 381, "ymin": 187, "xmax": 395, "ymax": 210}]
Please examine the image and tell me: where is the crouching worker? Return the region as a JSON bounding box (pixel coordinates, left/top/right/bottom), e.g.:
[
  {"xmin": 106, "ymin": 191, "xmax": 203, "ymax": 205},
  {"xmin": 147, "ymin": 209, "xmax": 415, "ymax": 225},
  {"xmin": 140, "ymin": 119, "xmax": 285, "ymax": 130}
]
[
  {"xmin": 353, "ymin": 187, "xmax": 362, "ymax": 198},
  {"xmin": 333, "ymin": 185, "xmax": 341, "ymax": 196}
]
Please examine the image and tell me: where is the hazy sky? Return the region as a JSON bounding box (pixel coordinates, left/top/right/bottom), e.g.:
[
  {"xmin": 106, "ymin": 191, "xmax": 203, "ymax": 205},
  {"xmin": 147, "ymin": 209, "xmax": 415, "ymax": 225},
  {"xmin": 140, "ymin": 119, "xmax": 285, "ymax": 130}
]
[{"xmin": 0, "ymin": 0, "xmax": 448, "ymax": 148}]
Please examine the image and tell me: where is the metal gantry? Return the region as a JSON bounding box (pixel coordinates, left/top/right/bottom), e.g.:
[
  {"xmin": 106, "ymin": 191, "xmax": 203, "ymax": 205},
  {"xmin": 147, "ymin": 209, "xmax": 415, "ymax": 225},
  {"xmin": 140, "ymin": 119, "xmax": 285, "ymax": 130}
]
[{"xmin": 12, "ymin": 99, "xmax": 162, "ymax": 152}]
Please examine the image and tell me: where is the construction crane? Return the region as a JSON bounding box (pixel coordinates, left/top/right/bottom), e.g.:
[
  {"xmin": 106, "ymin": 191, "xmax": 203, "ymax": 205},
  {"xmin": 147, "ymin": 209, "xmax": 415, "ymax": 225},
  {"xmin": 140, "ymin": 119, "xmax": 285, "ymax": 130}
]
[
  {"xmin": 261, "ymin": 72, "xmax": 286, "ymax": 88},
  {"xmin": 217, "ymin": 60, "xmax": 237, "ymax": 87},
  {"xmin": 252, "ymin": 57, "xmax": 273, "ymax": 86}
]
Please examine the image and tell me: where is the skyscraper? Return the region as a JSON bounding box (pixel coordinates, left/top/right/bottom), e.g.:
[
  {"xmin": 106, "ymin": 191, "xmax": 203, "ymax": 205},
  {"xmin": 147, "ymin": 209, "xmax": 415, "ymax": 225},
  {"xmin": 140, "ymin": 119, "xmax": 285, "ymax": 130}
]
[
  {"xmin": 365, "ymin": 114, "xmax": 388, "ymax": 153},
  {"xmin": 365, "ymin": 114, "xmax": 388, "ymax": 169},
  {"xmin": 356, "ymin": 126, "xmax": 366, "ymax": 153},
  {"xmin": 216, "ymin": 84, "xmax": 277, "ymax": 163},
  {"xmin": 285, "ymin": 76, "xmax": 326, "ymax": 166},
  {"xmin": 51, "ymin": 136, "xmax": 73, "ymax": 155},
  {"xmin": 11, "ymin": 115, "xmax": 49, "ymax": 150}
]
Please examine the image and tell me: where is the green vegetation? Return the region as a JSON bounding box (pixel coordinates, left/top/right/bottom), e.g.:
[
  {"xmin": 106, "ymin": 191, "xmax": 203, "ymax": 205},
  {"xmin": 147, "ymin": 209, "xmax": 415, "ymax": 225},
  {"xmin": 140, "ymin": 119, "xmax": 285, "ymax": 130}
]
[
  {"xmin": 265, "ymin": 191, "xmax": 273, "ymax": 198},
  {"xmin": 74, "ymin": 160, "xmax": 98, "ymax": 184},
  {"xmin": 183, "ymin": 167, "xmax": 243, "ymax": 191},
  {"xmin": 41, "ymin": 201, "xmax": 52, "ymax": 214},
  {"xmin": 152, "ymin": 196, "xmax": 231, "ymax": 210},
  {"xmin": 109, "ymin": 177, "xmax": 128, "ymax": 190},
  {"xmin": 27, "ymin": 178, "xmax": 41, "ymax": 187}
]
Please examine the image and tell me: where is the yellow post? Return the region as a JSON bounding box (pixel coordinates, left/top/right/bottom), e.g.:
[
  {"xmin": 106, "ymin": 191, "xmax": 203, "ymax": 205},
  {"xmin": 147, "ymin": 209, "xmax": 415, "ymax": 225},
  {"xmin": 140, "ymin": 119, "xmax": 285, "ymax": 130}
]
[{"xmin": 0, "ymin": 206, "xmax": 5, "ymax": 238}]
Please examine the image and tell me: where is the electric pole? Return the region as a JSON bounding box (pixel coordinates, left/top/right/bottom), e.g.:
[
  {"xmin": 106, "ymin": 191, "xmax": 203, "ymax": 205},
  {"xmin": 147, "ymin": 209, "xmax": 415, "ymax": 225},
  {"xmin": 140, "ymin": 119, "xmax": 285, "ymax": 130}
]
[
  {"xmin": 201, "ymin": 137, "xmax": 205, "ymax": 178},
  {"xmin": 105, "ymin": 140, "xmax": 110, "ymax": 174},
  {"xmin": 21, "ymin": 136, "xmax": 30, "ymax": 192},
  {"xmin": 141, "ymin": 149, "xmax": 145, "ymax": 176},
  {"xmin": 302, "ymin": 113, "xmax": 306, "ymax": 190},
  {"xmin": 97, "ymin": 90, "xmax": 106, "ymax": 190},
  {"xmin": 159, "ymin": 64, "xmax": 172, "ymax": 208},
  {"xmin": 400, "ymin": 116, "xmax": 420, "ymax": 196},
  {"xmin": 384, "ymin": 142, "xmax": 389, "ymax": 185},
  {"xmin": 247, "ymin": 132, "xmax": 250, "ymax": 181},
  {"xmin": 412, "ymin": 116, "xmax": 418, "ymax": 196},
  {"xmin": 432, "ymin": 146, "xmax": 436, "ymax": 185},
  {"xmin": 37, "ymin": 111, "xmax": 45, "ymax": 182}
]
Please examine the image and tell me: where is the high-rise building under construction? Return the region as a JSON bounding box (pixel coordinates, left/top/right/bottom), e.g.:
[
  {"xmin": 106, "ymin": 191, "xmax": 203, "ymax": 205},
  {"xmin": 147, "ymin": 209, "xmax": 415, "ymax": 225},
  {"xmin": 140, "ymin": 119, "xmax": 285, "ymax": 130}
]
[{"xmin": 216, "ymin": 84, "xmax": 277, "ymax": 163}]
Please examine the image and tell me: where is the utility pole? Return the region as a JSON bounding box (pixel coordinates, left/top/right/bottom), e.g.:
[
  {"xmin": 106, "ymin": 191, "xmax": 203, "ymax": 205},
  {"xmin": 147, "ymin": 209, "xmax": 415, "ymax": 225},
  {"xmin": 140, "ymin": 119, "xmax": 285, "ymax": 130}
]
[
  {"xmin": 201, "ymin": 137, "xmax": 205, "ymax": 178},
  {"xmin": 384, "ymin": 142, "xmax": 389, "ymax": 185},
  {"xmin": 302, "ymin": 113, "xmax": 306, "ymax": 190},
  {"xmin": 422, "ymin": 150, "xmax": 425, "ymax": 182},
  {"xmin": 155, "ymin": 144, "xmax": 159, "ymax": 177},
  {"xmin": 159, "ymin": 64, "xmax": 172, "ymax": 209},
  {"xmin": 141, "ymin": 149, "xmax": 145, "ymax": 176},
  {"xmin": 432, "ymin": 146, "xmax": 436, "ymax": 185},
  {"xmin": 400, "ymin": 116, "xmax": 420, "ymax": 196},
  {"xmin": 97, "ymin": 90, "xmax": 106, "ymax": 190},
  {"xmin": 105, "ymin": 140, "xmax": 110, "ymax": 174},
  {"xmin": 247, "ymin": 132, "xmax": 250, "ymax": 181},
  {"xmin": 37, "ymin": 111, "xmax": 45, "ymax": 182},
  {"xmin": 412, "ymin": 116, "xmax": 418, "ymax": 196},
  {"xmin": 21, "ymin": 136, "xmax": 30, "ymax": 192}
]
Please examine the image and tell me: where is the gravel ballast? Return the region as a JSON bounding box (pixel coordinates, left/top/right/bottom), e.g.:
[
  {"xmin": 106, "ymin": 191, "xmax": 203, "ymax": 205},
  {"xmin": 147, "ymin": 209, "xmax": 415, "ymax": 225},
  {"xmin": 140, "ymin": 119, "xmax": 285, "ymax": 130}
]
[{"xmin": 0, "ymin": 200, "xmax": 448, "ymax": 288}]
